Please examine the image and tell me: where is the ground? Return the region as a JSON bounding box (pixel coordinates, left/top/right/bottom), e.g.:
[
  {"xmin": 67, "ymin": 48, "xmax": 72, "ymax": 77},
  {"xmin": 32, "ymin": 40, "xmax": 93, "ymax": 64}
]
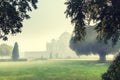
[{"xmin": 0, "ymin": 60, "xmax": 110, "ymax": 80}]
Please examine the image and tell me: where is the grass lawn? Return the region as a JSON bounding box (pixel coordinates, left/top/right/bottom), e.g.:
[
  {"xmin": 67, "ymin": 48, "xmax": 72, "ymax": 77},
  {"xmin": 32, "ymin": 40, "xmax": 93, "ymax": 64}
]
[{"xmin": 0, "ymin": 60, "xmax": 110, "ymax": 80}]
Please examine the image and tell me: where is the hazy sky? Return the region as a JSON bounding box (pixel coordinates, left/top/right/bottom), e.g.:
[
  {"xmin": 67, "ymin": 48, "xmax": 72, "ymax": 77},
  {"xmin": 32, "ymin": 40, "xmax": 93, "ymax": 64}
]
[{"xmin": 0, "ymin": 0, "xmax": 73, "ymax": 52}]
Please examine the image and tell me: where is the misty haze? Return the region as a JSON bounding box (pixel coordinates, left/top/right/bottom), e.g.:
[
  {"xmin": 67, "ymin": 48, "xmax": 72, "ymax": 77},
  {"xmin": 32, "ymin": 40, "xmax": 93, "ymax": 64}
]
[{"xmin": 0, "ymin": 0, "xmax": 120, "ymax": 80}]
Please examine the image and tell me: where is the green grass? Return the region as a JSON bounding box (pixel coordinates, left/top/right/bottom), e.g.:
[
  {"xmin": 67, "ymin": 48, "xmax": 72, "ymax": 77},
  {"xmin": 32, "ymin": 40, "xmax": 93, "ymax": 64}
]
[{"xmin": 0, "ymin": 60, "xmax": 110, "ymax": 80}]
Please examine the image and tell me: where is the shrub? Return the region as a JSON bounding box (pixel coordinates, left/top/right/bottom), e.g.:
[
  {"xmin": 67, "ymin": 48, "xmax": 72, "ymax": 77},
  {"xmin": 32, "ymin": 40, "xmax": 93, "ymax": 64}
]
[
  {"xmin": 102, "ymin": 52, "xmax": 120, "ymax": 80},
  {"xmin": 12, "ymin": 42, "xmax": 19, "ymax": 61}
]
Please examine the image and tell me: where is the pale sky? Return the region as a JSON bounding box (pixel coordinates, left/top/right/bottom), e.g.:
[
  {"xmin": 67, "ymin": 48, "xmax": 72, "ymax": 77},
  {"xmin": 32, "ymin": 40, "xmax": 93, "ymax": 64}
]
[{"xmin": 0, "ymin": 0, "xmax": 73, "ymax": 52}]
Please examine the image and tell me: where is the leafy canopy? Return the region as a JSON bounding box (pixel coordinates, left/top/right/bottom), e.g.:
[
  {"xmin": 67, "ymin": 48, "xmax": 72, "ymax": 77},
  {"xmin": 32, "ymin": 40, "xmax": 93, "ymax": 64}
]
[
  {"xmin": 0, "ymin": 0, "xmax": 38, "ymax": 40},
  {"xmin": 0, "ymin": 44, "xmax": 12, "ymax": 56},
  {"xmin": 65, "ymin": 0, "xmax": 120, "ymax": 45}
]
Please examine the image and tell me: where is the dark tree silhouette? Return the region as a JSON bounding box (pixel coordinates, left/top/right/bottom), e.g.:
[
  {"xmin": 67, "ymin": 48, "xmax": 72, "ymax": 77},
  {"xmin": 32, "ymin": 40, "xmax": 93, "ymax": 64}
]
[
  {"xmin": 102, "ymin": 52, "xmax": 120, "ymax": 80},
  {"xmin": 65, "ymin": 0, "xmax": 120, "ymax": 45},
  {"xmin": 0, "ymin": 0, "xmax": 38, "ymax": 40},
  {"xmin": 70, "ymin": 26, "xmax": 118, "ymax": 62},
  {"xmin": 12, "ymin": 42, "xmax": 19, "ymax": 61}
]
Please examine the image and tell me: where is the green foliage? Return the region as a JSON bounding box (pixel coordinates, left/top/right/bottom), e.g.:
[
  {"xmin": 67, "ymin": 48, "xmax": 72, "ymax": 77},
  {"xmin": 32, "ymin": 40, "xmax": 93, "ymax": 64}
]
[
  {"xmin": 0, "ymin": 61, "xmax": 109, "ymax": 80},
  {"xmin": 12, "ymin": 42, "xmax": 19, "ymax": 61},
  {"xmin": 65, "ymin": 0, "xmax": 86, "ymax": 41},
  {"xmin": 0, "ymin": 44, "xmax": 12, "ymax": 56},
  {"xmin": 0, "ymin": 0, "xmax": 38, "ymax": 40},
  {"xmin": 102, "ymin": 52, "xmax": 120, "ymax": 80},
  {"xmin": 69, "ymin": 27, "xmax": 117, "ymax": 62},
  {"xmin": 65, "ymin": 0, "xmax": 120, "ymax": 45}
]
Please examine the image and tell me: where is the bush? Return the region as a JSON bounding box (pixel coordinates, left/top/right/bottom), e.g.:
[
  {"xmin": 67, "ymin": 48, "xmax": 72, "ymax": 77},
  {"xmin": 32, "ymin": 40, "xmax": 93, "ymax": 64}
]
[
  {"xmin": 12, "ymin": 42, "xmax": 19, "ymax": 61},
  {"xmin": 102, "ymin": 52, "xmax": 120, "ymax": 80},
  {"xmin": 0, "ymin": 59, "xmax": 12, "ymax": 62},
  {"xmin": 15, "ymin": 59, "xmax": 27, "ymax": 61},
  {"xmin": 0, "ymin": 59, "xmax": 27, "ymax": 62}
]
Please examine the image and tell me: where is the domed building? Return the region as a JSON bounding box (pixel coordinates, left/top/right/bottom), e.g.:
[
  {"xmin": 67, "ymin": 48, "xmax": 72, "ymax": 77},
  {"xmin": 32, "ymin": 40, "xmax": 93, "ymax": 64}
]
[{"xmin": 46, "ymin": 32, "xmax": 77, "ymax": 58}]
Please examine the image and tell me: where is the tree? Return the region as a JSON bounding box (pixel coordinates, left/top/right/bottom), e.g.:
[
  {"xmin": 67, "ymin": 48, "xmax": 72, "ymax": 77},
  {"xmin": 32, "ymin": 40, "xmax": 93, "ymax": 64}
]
[
  {"xmin": 65, "ymin": 0, "xmax": 120, "ymax": 79},
  {"xmin": 0, "ymin": 44, "xmax": 12, "ymax": 56},
  {"xmin": 0, "ymin": 0, "xmax": 38, "ymax": 40},
  {"xmin": 65, "ymin": 0, "xmax": 120, "ymax": 62},
  {"xmin": 55, "ymin": 53, "xmax": 59, "ymax": 59},
  {"xmin": 70, "ymin": 26, "xmax": 119, "ymax": 62},
  {"xmin": 65, "ymin": 0, "xmax": 120, "ymax": 45},
  {"xmin": 12, "ymin": 42, "xmax": 19, "ymax": 61},
  {"xmin": 102, "ymin": 52, "xmax": 120, "ymax": 80},
  {"xmin": 49, "ymin": 52, "xmax": 53, "ymax": 59}
]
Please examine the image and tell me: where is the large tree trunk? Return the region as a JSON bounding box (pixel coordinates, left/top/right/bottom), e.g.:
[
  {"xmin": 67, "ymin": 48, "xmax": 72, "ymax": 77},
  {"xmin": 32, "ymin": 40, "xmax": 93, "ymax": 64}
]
[{"xmin": 99, "ymin": 54, "xmax": 106, "ymax": 62}]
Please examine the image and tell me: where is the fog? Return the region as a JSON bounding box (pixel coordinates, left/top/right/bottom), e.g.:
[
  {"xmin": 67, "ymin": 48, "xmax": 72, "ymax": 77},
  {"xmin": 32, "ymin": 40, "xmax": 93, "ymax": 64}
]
[
  {"xmin": 0, "ymin": 0, "xmax": 119, "ymax": 59},
  {"xmin": 70, "ymin": 26, "xmax": 120, "ymax": 56},
  {"xmin": 0, "ymin": 0, "xmax": 73, "ymax": 53},
  {"xmin": 24, "ymin": 32, "xmax": 77, "ymax": 59}
]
